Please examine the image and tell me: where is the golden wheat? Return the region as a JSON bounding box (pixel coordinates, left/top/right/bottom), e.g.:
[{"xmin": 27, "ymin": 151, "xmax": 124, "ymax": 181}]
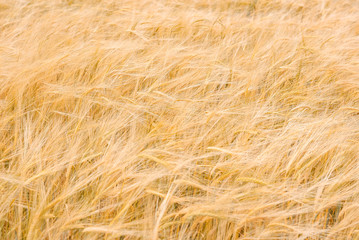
[{"xmin": 1, "ymin": 0, "xmax": 359, "ymax": 239}]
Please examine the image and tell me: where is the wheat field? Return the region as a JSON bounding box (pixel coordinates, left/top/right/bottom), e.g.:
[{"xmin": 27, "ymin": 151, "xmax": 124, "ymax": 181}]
[{"xmin": 1, "ymin": 0, "xmax": 359, "ymax": 239}]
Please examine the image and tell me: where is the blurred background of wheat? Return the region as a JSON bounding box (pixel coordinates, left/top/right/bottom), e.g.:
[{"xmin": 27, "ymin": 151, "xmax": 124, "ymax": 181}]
[{"xmin": 1, "ymin": 0, "xmax": 359, "ymax": 239}]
